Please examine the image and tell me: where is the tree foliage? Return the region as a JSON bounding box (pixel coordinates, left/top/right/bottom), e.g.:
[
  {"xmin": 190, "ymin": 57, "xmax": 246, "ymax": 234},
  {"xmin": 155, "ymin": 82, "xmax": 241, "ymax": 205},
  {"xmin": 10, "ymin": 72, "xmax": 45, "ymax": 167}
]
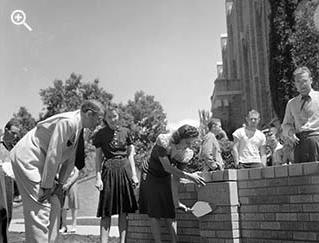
[
  {"xmin": 39, "ymin": 73, "xmax": 113, "ymax": 119},
  {"xmin": 269, "ymin": 0, "xmax": 319, "ymax": 121},
  {"xmin": 269, "ymin": 0, "xmax": 301, "ymax": 121},
  {"xmin": 13, "ymin": 106, "xmax": 36, "ymax": 138},
  {"xmin": 119, "ymin": 91, "xmax": 167, "ymax": 168}
]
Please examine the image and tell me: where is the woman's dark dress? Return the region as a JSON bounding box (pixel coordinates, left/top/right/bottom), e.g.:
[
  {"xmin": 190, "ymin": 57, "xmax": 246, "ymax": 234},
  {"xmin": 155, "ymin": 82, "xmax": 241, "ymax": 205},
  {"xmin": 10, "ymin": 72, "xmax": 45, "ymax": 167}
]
[
  {"xmin": 139, "ymin": 143, "xmax": 175, "ymax": 219},
  {"xmin": 93, "ymin": 125, "xmax": 137, "ymax": 217}
]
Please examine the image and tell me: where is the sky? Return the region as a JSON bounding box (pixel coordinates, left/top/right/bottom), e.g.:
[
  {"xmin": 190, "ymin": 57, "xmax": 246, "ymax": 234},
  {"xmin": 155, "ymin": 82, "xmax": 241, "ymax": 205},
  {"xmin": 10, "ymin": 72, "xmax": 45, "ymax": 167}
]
[{"xmin": 0, "ymin": 0, "xmax": 227, "ymax": 130}]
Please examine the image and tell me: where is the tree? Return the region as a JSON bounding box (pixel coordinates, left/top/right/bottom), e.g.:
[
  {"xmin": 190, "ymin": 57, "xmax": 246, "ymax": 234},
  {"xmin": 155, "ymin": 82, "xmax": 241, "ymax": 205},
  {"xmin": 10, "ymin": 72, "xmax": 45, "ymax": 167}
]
[
  {"xmin": 119, "ymin": 91, "xmax": 167, "ymax": 168},
  {"xmin": 13, "ymin": 107, "xmax": 36, "ymax": 138},
  {"xmin": 269, "ymin": 0, "xmax": 301, "ymax": 121},
  {"xmin": 39, "ymin": 73, "xmax": 113, "ymax": 119}
]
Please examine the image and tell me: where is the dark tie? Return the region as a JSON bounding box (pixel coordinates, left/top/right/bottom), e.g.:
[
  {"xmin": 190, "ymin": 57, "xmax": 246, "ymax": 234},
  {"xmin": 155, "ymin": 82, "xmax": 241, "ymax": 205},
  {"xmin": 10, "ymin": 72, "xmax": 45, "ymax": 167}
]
[
  {"xmin": 75, "ymin": 129, "xmax": 85, "ymax": 170},
  {"xmin": 300, "ymin": 95, "xmax": 311, "ymax": 111}
]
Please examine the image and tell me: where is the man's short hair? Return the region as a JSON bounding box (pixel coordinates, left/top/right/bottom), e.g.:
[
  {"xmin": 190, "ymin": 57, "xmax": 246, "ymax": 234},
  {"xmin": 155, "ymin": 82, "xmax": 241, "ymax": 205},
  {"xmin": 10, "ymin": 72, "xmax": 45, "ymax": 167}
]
[
  {"xmin": 247, "ymin": 109, "xmax": 260, "ymax": 118},
  {"xmin": 81, "ymin": 100, "xmax": 104, "ymax": 114},
  {"xmin": 208, "ymin": 118, "xmax": 221, "ymax": 130},
  {"xmin": 293, "ymin": 66, "xmax": 312, "ymax": 79}
]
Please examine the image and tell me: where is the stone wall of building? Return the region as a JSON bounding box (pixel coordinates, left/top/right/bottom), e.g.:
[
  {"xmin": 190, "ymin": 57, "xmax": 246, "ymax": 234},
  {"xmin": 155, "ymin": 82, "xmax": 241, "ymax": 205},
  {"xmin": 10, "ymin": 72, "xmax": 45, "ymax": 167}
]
[
  {"xmin": 211, "ymin": 0, "xmax": 274, "ymax": 130},
  {"xmin": 127, "ymin": 162, "xmax": 319, "ymax": 242}
]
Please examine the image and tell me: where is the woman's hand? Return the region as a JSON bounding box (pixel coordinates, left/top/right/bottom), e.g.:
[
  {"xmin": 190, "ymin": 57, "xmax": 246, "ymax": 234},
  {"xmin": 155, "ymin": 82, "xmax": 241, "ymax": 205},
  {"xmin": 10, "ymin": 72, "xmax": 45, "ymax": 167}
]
[
  {"xmin": 188, "ymin": 172, "xmax": 206, "ymax": 186},
  {"xmin": 131, "ymin": 175, "xmax": 139, "ymax": 188},
  {"xmin": 95, "ymin": 177, "xmax": 103, "ymax": 191}
]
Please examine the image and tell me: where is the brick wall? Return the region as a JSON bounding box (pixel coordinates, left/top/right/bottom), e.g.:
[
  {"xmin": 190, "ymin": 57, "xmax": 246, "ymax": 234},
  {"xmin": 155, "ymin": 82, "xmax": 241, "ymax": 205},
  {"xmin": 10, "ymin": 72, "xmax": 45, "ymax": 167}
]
[
  {"xmin": 238, "ymin": 162, "xmax": 319, "ymax": 242},
  {"xmin": 127, "ymin": 162, "xmax": 319, "ymax": 242}
]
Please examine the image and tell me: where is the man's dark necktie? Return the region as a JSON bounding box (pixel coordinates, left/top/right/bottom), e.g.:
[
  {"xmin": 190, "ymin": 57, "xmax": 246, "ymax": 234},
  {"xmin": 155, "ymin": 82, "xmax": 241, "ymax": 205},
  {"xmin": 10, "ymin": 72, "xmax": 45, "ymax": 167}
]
[
  {"xmin": 300, "ymin": 95, "xmax": 311, "ymax": 111},
  {"xmin": 75, "ymin": 129, "xmax": 85, "ymax": 170}
]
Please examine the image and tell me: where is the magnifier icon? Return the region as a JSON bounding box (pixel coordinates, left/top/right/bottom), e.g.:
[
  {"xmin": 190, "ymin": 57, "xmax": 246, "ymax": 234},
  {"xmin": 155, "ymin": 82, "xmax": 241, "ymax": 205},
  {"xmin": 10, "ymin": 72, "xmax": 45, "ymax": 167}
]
[{"xmin": 10, "ymin": 10, "xmax": 32, "ymax": 31}]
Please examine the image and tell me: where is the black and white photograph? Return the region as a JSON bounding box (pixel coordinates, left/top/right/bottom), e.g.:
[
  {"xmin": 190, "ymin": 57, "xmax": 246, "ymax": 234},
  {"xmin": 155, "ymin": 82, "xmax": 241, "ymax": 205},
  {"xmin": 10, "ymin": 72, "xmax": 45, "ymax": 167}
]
[{"xmin": 1, "ymin": 0, "xmax": 319, "ymax": 242}]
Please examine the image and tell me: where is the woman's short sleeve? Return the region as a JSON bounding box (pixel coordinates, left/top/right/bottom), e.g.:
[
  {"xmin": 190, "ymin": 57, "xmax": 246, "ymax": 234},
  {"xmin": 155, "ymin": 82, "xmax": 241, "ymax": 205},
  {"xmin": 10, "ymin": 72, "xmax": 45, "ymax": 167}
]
[{"xmin": 92, "ymin": 127, "xmax": 106, "ymax": 148}]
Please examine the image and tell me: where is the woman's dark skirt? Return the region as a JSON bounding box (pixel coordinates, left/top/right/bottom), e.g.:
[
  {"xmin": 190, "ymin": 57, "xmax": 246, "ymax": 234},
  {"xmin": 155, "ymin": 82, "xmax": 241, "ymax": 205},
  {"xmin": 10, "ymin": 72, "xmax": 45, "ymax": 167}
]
[
  {"xmin": 97, "ymin": 158, "xmax": 138, "ymax": 217},
  {"xmin": 139, "ymin": 172, "xmax": 175, "ymax": 219}
]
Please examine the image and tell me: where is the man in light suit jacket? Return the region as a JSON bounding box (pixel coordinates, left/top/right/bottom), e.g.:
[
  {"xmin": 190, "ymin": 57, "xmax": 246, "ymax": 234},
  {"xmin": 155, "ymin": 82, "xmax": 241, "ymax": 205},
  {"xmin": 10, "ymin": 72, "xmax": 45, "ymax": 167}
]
[{"xmin": 10, "ymin": 100, "xmax": 104, "ymax": 243}]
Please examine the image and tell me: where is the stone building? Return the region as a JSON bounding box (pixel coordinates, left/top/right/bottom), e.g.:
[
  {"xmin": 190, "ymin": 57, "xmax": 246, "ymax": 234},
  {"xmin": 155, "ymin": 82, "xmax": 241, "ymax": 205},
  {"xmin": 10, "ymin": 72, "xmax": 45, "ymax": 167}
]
[{"xmin": 211, "ymin": 0, "xmax": 274, "ymax": 134}]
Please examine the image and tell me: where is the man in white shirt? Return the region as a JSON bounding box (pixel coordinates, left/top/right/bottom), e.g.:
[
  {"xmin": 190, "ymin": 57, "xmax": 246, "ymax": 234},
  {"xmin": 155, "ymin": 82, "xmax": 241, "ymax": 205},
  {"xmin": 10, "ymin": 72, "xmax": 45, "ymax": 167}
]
[
  {"xmin": 282, "ymin": 66, "xmax": 319, "ymax": 163},
  {"xmin": 232, "ymin": 110, "xmax": 267, "ymax": 169},
  {"xmin": 10, "ymin": 100, "xmax": 104, "ymax": 243}
]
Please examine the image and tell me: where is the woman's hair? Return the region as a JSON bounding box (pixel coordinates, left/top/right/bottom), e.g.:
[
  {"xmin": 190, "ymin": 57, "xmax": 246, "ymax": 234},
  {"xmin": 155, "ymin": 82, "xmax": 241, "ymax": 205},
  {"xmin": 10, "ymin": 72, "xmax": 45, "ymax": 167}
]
[{"xmin": 171, "ymin": 124, "xmax": 199, "ymax": 144}]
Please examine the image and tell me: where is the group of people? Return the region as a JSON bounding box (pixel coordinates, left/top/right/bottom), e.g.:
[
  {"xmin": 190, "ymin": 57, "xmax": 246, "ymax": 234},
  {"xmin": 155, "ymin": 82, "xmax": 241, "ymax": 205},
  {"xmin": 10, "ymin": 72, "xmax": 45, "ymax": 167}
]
[
  {"xmin": 1, "ymin": 65, "xmax": 319, "ymax": 243},
  {"xmin": 201, "ymin": 66, "xmax": 319, "ymax": 172},
  {"xmin": 0, "ymin": 100, "xmax": 206, "ymax": 243}
]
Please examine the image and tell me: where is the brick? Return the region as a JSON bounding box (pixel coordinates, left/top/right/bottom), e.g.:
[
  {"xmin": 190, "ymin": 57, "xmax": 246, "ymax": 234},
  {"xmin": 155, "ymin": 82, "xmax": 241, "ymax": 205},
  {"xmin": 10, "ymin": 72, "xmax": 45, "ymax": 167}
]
[
  {"xmin": 264, "ymin": 213, "xmax": 276, "ymax": 220},
  {"xmin": 290, "ymin": 194, "xmax": 313, "ymax": 203},
  {"xmin": 185, "ymin": 183, "xmax": 197, "ymax": 192},
  {"xmin": 240, "ymin": 205, "xmax": 258, "ymax": 212},
  {"xmin": 303, "ymin": 162, "xmax": 319, "ymax": 175},
  {"xmin": 276, "ymin": 186, "xmax": 298, "ymax": 195},
  {"xmin": 293, "ymin": 231, "xmax": 317, "ymax": 241},
  {"xmin": 280, "ymin": 222, "xmax": 304, "ymax": 230},
  {"xmin": 262, "ymin": 166, "xmax": 275, "ymax": 178},
  {"xmin": 309, "ymin": 213, "xmax": 319, "ymax": 221},
  {"xmin": 260, "ymin": 222, "xmax": 280, "ymax": 229},
  {"xmin": 298, "ymin": 185, "xmax": 319, "ymax": 194},
  {"xmin": 238, "ymin": 181, "xmax": 248, "ymax": 189},
  {"xmin": 237, "ymin": 169, "xmax": 249, "ymax": 180},
  {"xmin": 212, "ymin": 171, "xmax": 225, "ymax": 181},
  {"xmin": 276, "ymin": 213, "xmax": 297, "ymax": 221},
  {"xmin": 246, "ymin": 179, "xmax": 267, "ymax": 188},
  {"xmin": 288, "ymin": 176, "xmax": 312, "ymax": 185},
  {"xmin": 288, "ymin": 164, "xmax": 303, "ymax": 176},
  {"xmin": 249, "ymin": 168, "xmax": 262, "ymax": 179},
  {"xmin": 240, "ymin": 221, "xmax": 260, "ymax": 229},
  {"xmin": 200, "ymin": 230, "xmax": 216, "ymax": 237},
  {"xmin": 303, "ymin": 222, "xmax": 319, "ymax": 231},
  {"xmin": 249, "ymin": 195, "xmax": 289, "ymax": 204},
  {"xmin": 239, "ymin": 189, "xmax": 255, "ymax": 197},
  {"xmin": 274, "ymin": 166, "xmax": 288, "ymax": 177},
  {"xmin": 303, "ymin": 203, "xmax": 319, "ymax": 212},
  {"xmin": 258, "ymin": 204, "xmax": 279, "ymax": 212},
  {"xmin": 267, "ymin": 178, "xmax": 288, "ymax": 187},
  {"xmin": 241, "ymin": 213, "xmax": 264, "ymax": 221},
  {"xmin": 311, "ymin": 175, "xmax": 319, "ymax": 184}
]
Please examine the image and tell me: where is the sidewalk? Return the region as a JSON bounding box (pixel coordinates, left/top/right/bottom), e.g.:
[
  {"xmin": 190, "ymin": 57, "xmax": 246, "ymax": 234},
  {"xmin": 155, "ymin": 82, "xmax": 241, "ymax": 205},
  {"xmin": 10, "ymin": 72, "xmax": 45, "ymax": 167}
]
[{"xmin": 9, "ymin": 216, "xmax": 120, "ymax": 237}]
